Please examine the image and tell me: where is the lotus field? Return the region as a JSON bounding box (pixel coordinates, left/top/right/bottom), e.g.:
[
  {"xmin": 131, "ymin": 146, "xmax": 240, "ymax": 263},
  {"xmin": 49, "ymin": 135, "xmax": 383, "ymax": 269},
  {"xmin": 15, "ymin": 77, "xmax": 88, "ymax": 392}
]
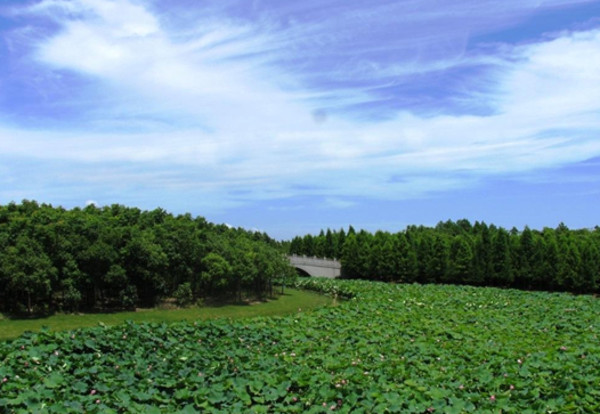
[{"xmin": 1, "ymin": 278, "xmax": 599, "ymax": 413}]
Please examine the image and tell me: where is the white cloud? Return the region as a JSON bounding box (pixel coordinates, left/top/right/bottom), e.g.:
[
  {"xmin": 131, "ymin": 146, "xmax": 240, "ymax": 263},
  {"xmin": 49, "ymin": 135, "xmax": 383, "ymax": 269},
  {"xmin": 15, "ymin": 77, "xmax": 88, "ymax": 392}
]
[
  {"xmin": 323, "ymin": 198, "xmax": 356, "ymax": 209},
  {"xmin": 1, "ymin": 0, "xmax": 600, "ymax": 210}
]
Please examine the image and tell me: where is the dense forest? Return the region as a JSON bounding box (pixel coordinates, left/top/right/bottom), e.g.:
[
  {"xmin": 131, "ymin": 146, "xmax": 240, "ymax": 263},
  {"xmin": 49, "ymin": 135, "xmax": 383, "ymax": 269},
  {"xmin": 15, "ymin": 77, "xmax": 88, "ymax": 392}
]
[
  {"xmin": 2, "ymin": 200, "xmax": 598, "ymax": 315},
  {"xmin": 287, "ymin": 220, "xmax": 600, "ymax": 295},
  {"xmin": 0, "ymin": 201, "xmax": 294, "ymax": 314}
]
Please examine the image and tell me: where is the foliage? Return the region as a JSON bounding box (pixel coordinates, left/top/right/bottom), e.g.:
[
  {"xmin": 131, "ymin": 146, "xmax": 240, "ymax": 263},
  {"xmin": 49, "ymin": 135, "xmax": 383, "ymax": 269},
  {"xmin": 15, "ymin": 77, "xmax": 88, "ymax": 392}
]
[
  {"xmin": 173, "ymin": 283, "xmax": 194, "ymax": 308},
  {"xmin": 0, "ymin": 201, "xmax": 291, "ymax": 314},
  {"xmin": 1, "ymin": 279, "xmax": 600, "ymax": 413},
  {"xmin": 288, "ymin": 220, "xmax": 600, "ymax": 295}
]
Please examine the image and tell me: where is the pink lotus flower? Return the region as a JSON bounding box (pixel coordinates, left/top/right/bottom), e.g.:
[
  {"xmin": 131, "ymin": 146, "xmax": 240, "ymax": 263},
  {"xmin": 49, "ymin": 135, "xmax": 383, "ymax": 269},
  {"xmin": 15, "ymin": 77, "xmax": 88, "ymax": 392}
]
[
  {"xmin": 90, "ymin": 390, "xmax": 97, "ymax": 395},
  {"xmin": 490, "ymin": 395, "xmax": 496, "ymax": 402}
]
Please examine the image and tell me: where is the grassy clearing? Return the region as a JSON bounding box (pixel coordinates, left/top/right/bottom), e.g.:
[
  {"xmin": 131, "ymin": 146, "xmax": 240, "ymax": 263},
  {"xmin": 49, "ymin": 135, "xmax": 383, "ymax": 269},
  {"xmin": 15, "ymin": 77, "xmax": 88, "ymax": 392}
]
[{"xmin": 0, "ymin": 288, "xmax": 333, "ymax": 341}]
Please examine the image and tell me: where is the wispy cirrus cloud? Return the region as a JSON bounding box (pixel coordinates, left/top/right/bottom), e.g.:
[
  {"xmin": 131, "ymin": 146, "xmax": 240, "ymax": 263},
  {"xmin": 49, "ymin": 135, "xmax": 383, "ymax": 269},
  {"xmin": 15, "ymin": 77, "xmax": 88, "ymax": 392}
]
[{"xmin": 0, "ymin": 0, "xmax": 599, "ymax": 218}]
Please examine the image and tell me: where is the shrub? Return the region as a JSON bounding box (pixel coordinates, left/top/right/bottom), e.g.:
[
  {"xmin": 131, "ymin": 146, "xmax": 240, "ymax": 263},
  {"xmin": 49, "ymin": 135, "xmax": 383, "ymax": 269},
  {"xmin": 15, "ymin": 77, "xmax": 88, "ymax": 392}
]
[{"xmin": 173, "ymin": 282, "xmax": 193, "ymax": 307}]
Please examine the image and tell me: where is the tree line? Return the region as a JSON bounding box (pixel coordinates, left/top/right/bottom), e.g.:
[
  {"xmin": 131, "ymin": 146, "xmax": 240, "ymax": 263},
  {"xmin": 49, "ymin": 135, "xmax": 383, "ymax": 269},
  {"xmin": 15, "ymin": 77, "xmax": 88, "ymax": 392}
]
[
  {"xmin": 0, "ymin": 201, "xmax": 294, "ymax": 315},
  {"xmin": 286, "ymin": 220, "xmax": 600, "ymax": 295}
]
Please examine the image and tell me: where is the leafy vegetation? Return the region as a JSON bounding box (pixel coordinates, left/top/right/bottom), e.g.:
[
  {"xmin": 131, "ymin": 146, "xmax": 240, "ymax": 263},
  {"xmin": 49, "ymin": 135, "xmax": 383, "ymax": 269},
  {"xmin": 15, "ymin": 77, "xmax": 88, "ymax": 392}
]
[
  {"xmin": 0, "ymin": 201, "xmax": 295, "ymax": 315},
  {"xmin": 287, "ymin": 221, "xmax": 600, "ymax": 295},
  {"xmin": 2, "ymin": 278, "xmax": 599, "ymax": 413}
]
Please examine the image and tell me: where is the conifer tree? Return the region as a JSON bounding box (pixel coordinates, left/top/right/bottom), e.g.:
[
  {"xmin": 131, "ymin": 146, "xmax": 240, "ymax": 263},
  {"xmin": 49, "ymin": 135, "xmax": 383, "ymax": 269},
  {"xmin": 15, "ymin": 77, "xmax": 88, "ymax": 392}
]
[
  {"xmin": 448, "ymin": 235, "xmax": 473, "ymax": 284},
  {"xmin": 341, "ymin": 233, "xmax": 361, "ymax": 279},
  {"xmin": 395, "ymin": 233, "xmax": 419, "ymax": 283}
]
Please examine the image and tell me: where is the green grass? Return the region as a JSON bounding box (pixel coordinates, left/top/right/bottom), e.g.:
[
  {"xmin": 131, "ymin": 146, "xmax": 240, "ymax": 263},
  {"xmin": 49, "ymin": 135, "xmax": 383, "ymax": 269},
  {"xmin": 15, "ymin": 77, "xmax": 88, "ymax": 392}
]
[{"xmin": 0, "ymin": 288, "xmax": 333, "ymax": 341}]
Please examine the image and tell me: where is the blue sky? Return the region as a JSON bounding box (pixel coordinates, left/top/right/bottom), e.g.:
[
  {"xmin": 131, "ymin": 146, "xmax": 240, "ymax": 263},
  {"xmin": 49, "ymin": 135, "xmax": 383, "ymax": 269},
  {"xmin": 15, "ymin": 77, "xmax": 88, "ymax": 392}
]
[{"xmin": 1, "ymin": 0, "xmax": 599, "ymax": 239}]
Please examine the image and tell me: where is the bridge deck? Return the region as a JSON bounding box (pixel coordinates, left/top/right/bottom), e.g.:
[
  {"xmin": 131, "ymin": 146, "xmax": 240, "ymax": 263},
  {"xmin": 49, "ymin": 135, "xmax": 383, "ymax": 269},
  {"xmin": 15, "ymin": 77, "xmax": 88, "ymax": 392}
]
[{"xmin": 288, "ymin": 255, "xmax": 341, "ymax": 278}]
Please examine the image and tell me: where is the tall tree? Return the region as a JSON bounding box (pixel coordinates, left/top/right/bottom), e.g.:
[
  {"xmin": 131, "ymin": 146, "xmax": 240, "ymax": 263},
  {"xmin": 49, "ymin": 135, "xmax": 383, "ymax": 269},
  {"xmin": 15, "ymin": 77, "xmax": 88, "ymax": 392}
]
[
  {"xmin": 448, "ymin": 235, "xmax": 473, "ymax": 284},
  {"xmin": 1, "ymin": 235, "xmax": 55, "ymax": 313},
  {"xmin": 334, "ymin": 228, "xmax": 346, "ymax": 259},
  {"xmin": 200, "ymin": 252, "xmax": 233, "ymax": 296},
  {"xmin": 541, "ymin": 230, "xmax": 559, "ymax": 290},
  {"xmin": 395, "ymin": 233, "xmax": 419, "ymax": 283},
  {"xmin": 324, "ymin": 229, "xmax": 335, "ymax": 258},
  {"xmin": 515, "ymin": 226, "xmax": 535, "ymax": 289},
  {"xmin": 302, "ymin": 234, "xmax": 315, "ymax": 257},
  {"xmin": 578, "ymin": 239, "xmax": 600, "ymax": 293},
  {"xmin": 341, "ymin": 233, "xmax": 361, "ymax": 279},
  {"xmin": 490, "ymin": 228, "xmax": 513, "ymax": 287},
  {"xmin": 430, "ymin": 234, "xmax": 450, "ymax": 283},
  {"xmin": 555, "ymin": 234, "xmax": 581, "ymax": 291},
  {"xmin": 471, "ymin": 223, "xmax": 492, "ymax": 285}
]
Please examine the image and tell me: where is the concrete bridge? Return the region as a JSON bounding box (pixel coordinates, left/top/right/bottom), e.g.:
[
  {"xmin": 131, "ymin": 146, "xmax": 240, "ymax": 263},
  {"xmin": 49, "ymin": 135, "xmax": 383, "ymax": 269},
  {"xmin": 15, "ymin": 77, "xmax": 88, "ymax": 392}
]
[{"xmin": 288, "ymin": 255, "xmax": 341, "ymax": 279}]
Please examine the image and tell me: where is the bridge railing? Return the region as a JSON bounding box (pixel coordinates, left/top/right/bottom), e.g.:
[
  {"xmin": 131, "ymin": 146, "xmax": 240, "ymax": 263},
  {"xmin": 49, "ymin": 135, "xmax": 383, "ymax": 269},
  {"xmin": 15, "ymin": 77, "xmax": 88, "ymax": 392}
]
[{"xmin": 288, "ymin": 254, "xmax": 342, "ymax": 269}]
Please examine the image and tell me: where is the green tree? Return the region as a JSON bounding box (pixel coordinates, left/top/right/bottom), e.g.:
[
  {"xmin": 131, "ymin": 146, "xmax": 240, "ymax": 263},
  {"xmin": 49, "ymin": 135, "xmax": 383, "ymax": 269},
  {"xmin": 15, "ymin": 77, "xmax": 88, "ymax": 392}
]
[
  {"xmin": 200, "ymin": 252, "xmax": 233, "ymax": 296},
  {"xmin": 471, "ymin": 223, "xmax": 492, "ymax": 286},
  {"xmin": 79, "ymin": 238, "xmax": 118, "ymax": 308},
  {"xmin": 448, "ymin": 235, "xmax": 473, "ymax": 284},
  {"xmin": 341, "ymin": 233, "xmax": 361, "ymax": 279},
  {"xmin": 395, "ymin": 233, "xmax": 418, "ymax": 283},
  {"xmin": 1, "ymin": 236, "xmax": 56, "ymax": 313},
  {"xmin": 578, "ymin": 239, "xmax": 600, "ymax": 293},
  {"xmin": 541, "ymin": 230, "xmax": 559, "ymax": 290},
  {"xmin": 555, "ymin": 234, "xmax": 581, "ymax": 291},
  {"xmin": 302, "ymin": 234, "xmax": 315, "ymax": 256},
  {"xmin": 123, "ymin": 228, "xmax": 168, "ymax": 307},
  {"xmin": 490, "ymin": 228, "xmax": 513, "ymax": 287},
  {"xmin": 334, "ymin": 228, "xmax": 346, "ymax": 259},
  {"xmin": 289, "ymin": 236, "xmax": 303, "ymax": 255},
  {"xmin": 58, "ymin": 256, "xmax": 84, "ymax": 311},
  {"xmin": 430, "ymin": 234, "xmax": 450, "ymax": 283},
  {"xmin": 416, "ymin": 232, "xmax": 434, "ymax": 283},
  {"xmin": 324, "ymin": 229, "xmax": 335, "ymax": 258},
  {"xmin": 173, "ymin": 282, "xmax": 194, "ymax": 307},
  {"xmin": 515, "ymin": 226, "xmax": 535, "ymax": 289},
  {"xmin": 369, "ymin": 232, "xmax": 396, "ymax": 282},
  {"xmin": 312, "ymin": 230, "xmax": 325, "ymax": 257},
  {"xmin": 356, "ymin": 230, "xmax": 373, "ymax": 278}
]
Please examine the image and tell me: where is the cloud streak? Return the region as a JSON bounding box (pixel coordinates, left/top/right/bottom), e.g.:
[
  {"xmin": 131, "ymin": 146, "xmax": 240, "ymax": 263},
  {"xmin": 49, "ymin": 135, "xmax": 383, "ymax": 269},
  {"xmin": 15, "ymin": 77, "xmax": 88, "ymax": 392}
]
[{"xmin": 1, "ymin": 0, "xmax": 600, "ymax": 216}]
